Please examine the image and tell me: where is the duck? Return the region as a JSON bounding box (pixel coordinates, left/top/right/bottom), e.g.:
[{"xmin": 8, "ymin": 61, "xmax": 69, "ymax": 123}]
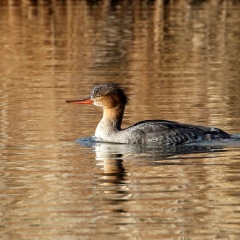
[{"xmin": 66, "ymin": 83, "xmax": 231, "ymax": 145}]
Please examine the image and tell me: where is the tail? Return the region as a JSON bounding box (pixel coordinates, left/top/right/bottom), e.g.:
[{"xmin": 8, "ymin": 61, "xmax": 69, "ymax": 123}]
[{"xmin": 204, "ymin": 127, "xmax": 231, "ymax": 140}]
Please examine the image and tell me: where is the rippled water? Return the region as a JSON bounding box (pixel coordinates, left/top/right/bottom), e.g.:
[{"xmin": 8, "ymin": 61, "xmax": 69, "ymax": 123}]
[{"xmin": 1, "ymin": 1, "xmax": 240, "ymax": 239}]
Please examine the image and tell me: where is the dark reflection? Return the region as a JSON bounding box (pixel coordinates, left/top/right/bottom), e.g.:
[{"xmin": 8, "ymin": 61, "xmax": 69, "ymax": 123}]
[
  {"xmin": 78, "ymin": 137, "xmax": 231, "ymax": 159},
  {"xmin": 78, "ymin": 136, "xmax": 240, "ymax": 181},
  {"xmin": 92, "ymin": 143, "xmax": 130, "ymax": 215},
  {"xmin": 78, "ymin": 139, "xmax": 230, "ymax": 222},
  {"xmin": 97, "ymin": 157, "xmax": 128, "ymax": 214}
]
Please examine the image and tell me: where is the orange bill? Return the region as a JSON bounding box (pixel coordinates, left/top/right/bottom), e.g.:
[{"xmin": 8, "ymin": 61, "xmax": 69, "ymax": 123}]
[{"xmin": 66, "ymin": 97, "xmax": 93, "ymax": 104}]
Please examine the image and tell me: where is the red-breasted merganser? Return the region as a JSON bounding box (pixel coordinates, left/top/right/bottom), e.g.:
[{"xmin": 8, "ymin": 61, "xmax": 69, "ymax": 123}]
[{"xmin": 66, "ymin": 83, "xmax": 231, "ymax": 145}]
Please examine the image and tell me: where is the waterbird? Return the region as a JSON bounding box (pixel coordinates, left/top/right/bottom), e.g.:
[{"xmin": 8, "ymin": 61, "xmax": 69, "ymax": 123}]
[{"xmin": 66, "ymin": 83, "xmax": 231, "ymax": 145}]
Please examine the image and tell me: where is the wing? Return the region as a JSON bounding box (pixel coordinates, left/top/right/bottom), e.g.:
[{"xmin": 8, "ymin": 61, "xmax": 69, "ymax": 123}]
[{"xmin": 127, "ymin": 120, "xmax": 230, "ymax": 145}]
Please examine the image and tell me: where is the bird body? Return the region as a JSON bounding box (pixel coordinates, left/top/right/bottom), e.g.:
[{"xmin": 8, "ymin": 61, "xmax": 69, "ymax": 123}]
[{"xmin": 66, "ymin": 83, "xmax": 231, "ymax": 145}]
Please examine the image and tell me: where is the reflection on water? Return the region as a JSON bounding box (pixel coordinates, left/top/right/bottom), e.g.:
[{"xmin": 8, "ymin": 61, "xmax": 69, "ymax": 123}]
[
  {"xmin": 85, "ymin": 141, "xmax": 240, "ymax": 239},
  {"xmin": 0, "ymin": 0, "xmax": 240, "ymax": 239}
]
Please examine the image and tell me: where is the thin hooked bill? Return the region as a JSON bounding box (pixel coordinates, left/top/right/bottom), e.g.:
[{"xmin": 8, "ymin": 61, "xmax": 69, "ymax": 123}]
[{"xmin": 66, "ymin": 97, "xmax": 93, "ymax": 104}]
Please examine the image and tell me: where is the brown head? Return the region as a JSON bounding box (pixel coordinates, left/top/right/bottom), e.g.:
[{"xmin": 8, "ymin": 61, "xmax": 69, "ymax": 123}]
[{"xmin": 66, "ymin": 83, "xmax": 128, "ymax": 109}]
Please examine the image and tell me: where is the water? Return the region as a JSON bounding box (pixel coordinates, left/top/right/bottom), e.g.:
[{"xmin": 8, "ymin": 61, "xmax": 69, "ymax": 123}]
[{"xmin": 0, "ymin": 1, "xmax": 240, "ymax": 239}]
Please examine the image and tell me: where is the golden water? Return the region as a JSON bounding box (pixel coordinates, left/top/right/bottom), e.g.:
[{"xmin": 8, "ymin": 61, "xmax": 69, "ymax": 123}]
[{"xmin": 0, "ymin": 1, "xmax": 240, "ymax": 239}]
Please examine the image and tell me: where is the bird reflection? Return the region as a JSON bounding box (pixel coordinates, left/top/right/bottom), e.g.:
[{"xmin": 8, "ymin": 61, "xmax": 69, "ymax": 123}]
[
  {"xmin": 78, "ymin": 138, "xmax": 232, "ymax": 182},
  {"xmin": 77, "ymin": 138, "xmax": 231, "ymax": 222},
  {"xmin": 94, "ymin": 144, "xmax": 129, "ymax": 214}
]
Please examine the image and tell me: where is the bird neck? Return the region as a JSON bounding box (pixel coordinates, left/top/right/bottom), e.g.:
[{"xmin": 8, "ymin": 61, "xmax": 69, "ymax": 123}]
[{"xmin": 102, "ymin": 104, "xmax": 125, "ymax": 131}]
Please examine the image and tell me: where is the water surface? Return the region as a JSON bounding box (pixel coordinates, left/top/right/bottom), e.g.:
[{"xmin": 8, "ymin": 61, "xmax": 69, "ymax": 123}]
[{"xmin": 0, "ymin": 1, "xmax": 240, "ymax": 239}]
